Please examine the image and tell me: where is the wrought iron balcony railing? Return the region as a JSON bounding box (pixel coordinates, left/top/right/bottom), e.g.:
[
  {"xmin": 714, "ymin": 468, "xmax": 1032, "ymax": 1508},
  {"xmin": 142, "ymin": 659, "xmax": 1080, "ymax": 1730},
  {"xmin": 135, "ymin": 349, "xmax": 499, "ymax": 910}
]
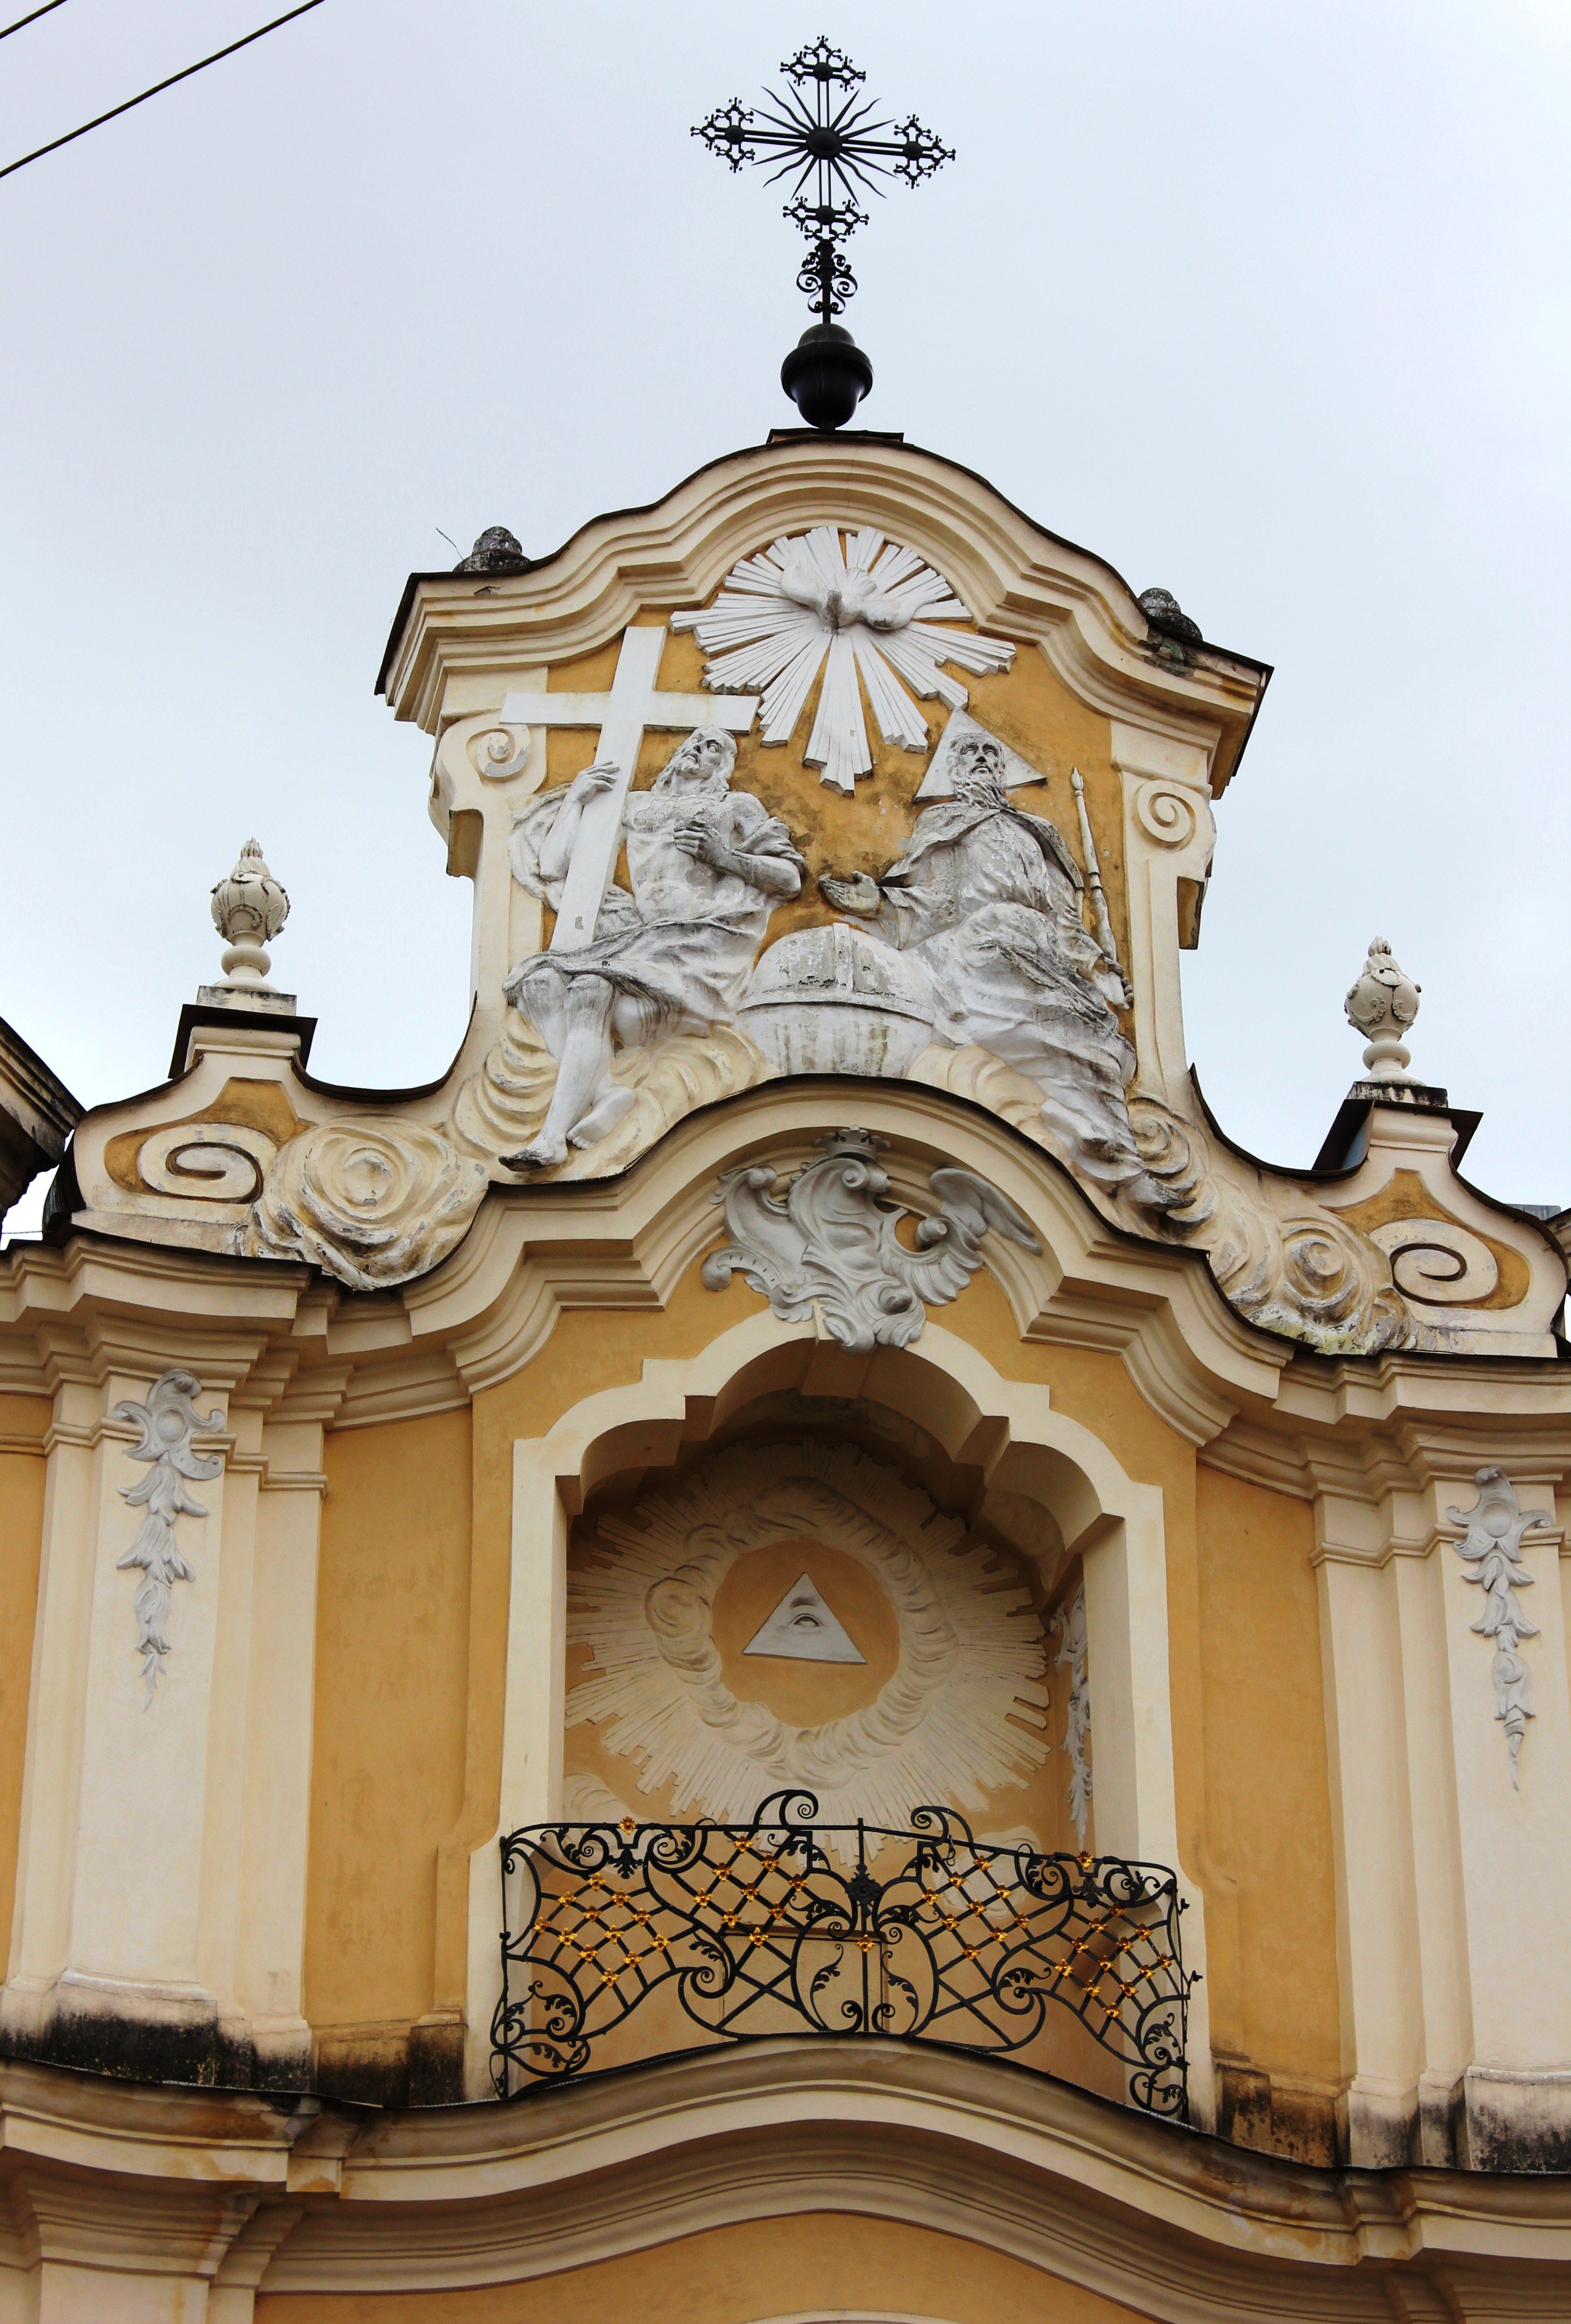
[{"xmin": 492, "ymin": 1792, "xmax": 1191, "ymax": 2118}]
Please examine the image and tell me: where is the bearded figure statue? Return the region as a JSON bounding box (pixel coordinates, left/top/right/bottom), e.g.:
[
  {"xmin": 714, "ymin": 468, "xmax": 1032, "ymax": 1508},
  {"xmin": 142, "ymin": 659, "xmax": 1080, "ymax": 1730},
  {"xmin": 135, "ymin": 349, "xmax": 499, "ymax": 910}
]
[
  {"xmin": 821, "ymin": 733, "xmax": 1174, "ymax": 1212},
  {"xmin": 503, "ymin": 727, "xmax": 805, "ymax": 1169}
]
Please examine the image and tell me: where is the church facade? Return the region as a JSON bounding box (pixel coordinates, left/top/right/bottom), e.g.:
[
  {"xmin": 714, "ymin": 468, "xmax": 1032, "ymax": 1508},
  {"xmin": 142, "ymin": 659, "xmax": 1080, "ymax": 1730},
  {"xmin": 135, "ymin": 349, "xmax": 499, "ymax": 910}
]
[{"xmin": 0, "ymin": 428, "xmax": 1569, "ymax": 2317}]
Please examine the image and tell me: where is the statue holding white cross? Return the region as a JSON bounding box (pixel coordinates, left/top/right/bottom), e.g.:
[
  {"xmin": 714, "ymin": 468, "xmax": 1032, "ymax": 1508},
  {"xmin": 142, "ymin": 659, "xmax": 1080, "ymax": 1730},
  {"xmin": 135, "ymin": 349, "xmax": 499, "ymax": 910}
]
[
  {"xmin": 500, "ymin": 632, "xmax": 803, "ymax": 1170},
  {"xmin": 497, "ymin": 625, "xmax": 760, "ymax": 951}
]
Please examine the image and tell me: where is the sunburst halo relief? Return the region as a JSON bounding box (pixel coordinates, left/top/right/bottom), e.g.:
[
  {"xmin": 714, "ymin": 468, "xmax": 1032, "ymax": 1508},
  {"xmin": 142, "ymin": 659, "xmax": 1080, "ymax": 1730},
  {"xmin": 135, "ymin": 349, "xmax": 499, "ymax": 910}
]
[
  {"xmin": 565, "ymin": 1439, "xmax": 1050, "ymax": 1863},
  {"xmin": 671, "ymin": 526, "xmax": 1017, "ymax": 794}
]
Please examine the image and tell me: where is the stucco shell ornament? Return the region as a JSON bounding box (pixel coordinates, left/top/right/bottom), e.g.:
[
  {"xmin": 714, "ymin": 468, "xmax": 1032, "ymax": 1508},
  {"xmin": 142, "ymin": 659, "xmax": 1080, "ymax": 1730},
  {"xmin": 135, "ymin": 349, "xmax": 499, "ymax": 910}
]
[
  {"xmin": 566, "ymin": 1438, "xmax": 1050, "ymax": 1863},
  {"xmin": 671, "ymin": 526, "xmax": 1016, "ymax": 791}
]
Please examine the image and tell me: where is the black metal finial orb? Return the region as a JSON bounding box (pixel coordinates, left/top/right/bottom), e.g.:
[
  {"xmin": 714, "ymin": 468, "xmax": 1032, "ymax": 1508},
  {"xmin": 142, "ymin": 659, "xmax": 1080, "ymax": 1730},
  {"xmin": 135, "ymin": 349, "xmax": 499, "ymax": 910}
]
[{"xmin": 693, "ymin": 37, "xmax": 952, "ymax": 430}]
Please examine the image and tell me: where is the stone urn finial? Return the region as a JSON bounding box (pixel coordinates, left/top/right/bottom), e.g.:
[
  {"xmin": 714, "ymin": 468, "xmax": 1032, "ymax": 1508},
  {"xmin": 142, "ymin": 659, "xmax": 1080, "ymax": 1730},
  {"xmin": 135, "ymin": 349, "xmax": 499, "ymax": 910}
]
[
  {"xmin": 210, "ymin": 840, "xmax": 289, "ymax": 986},
  {"xmin": 1345, "ymin": 935, "xmax": 1420, "ymax": 1081}
]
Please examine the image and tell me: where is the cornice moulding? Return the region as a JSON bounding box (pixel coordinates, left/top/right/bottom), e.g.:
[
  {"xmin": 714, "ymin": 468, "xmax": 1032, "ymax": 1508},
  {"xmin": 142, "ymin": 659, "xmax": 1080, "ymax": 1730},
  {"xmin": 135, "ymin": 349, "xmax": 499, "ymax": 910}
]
[
  {"xmin": 230, "ymin": 2042, "xmax": 1571, "ymax": 2293},
  {"xmin": 381, "ymin": 441, "xmax": 1266, "ymax": 796}
]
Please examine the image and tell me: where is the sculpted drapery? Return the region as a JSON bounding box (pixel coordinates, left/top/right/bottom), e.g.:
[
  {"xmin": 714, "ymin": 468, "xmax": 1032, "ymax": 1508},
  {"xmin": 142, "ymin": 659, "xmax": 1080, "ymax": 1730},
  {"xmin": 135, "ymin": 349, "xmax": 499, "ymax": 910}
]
[
  {"xmin": 504, "ymin": 727, "xmax": 805, "ymax": 1167},
  {"xmin": 821, "ymin": 733, "xmax": 1173, "ymax": 1211}
]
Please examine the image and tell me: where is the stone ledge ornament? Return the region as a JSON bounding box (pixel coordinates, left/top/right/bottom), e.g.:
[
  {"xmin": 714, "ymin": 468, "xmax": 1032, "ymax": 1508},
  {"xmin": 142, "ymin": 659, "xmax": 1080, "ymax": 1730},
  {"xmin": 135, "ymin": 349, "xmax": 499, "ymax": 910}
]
[
  {"xmin": 700, "ymin": 1127, "xmax": 1039, "ymax": 1350},
  {"xmin": 454, "ymin": 525, "xmax": 531, "ymax": 575},
  {"xmin": 1345, "ymin": 936, "xmax": 1421, "ymax": 1082},
  {"xmin": 210, "ymin": 840, "xmax": 289, "ymax": 989}
]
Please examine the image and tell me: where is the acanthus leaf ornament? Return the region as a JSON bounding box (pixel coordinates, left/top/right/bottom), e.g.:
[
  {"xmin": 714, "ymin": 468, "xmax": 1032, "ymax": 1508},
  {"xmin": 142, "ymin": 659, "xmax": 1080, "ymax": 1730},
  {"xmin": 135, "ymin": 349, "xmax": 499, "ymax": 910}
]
[
  {"xmin": 699, "ymin": 1127, "xmax": 1039, "ymax": 1350},
  {"xmin": 1448, "ymin": 1467, "xmax": 1551, "ymax": 1788},
  {"xmin": 110, "ymin": 1370, "xmax": 225, "ymax": 1705}
]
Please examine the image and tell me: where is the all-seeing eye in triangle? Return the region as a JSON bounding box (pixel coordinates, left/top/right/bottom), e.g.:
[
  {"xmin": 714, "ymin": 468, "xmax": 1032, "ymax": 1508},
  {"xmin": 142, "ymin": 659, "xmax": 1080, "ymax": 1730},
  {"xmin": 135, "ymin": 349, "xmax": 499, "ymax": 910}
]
[{"xmin": 743, "ymin": 1573, "xmax": 866, "ymax": 1664}]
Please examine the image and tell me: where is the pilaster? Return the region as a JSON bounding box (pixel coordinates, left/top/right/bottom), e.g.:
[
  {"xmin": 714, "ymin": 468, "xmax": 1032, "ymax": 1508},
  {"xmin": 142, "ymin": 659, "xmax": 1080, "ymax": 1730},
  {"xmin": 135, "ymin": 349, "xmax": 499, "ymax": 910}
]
[
  {"xmin": 1311, "ymin": 1437, "xmax": 1571, "ymax": 2169},
  {"xmin": 0, "ymin": 1265, "xmax": 331, "ymax": 2091}
]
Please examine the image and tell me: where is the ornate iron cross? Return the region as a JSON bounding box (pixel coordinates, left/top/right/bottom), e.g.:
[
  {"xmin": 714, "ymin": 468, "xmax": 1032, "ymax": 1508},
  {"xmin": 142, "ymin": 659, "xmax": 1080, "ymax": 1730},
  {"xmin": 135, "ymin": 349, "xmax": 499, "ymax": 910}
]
[{"xmin": 695, "ymin": 36, "xmax": 952, "ymax": 328}]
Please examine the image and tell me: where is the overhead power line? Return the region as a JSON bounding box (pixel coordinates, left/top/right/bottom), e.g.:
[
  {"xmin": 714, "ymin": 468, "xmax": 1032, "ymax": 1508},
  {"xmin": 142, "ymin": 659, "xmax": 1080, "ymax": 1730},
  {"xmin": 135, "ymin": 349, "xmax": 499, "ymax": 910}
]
[
  {"xmin": 0, "ymin": 2, "xmax": 68, "ymax": 44},
  {"xmin": 0, "ymin": 0, "xmax": 328, "ymax": 185}
]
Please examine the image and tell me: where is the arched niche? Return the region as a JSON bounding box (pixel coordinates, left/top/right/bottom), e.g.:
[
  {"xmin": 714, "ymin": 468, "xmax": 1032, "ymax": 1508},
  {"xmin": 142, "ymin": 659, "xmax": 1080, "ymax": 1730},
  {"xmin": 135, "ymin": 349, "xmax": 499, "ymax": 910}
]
[{"xmin": 468, "ymin": 1308, "xmax": 1212, "ymax": 2121}]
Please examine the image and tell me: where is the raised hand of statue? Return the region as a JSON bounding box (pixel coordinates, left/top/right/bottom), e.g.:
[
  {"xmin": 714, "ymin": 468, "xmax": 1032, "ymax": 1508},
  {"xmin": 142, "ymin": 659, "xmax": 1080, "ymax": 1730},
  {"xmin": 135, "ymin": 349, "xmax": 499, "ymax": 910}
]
[{"xmin": 819, "ymin": 870, "xmax": 881, "ymax": 916}]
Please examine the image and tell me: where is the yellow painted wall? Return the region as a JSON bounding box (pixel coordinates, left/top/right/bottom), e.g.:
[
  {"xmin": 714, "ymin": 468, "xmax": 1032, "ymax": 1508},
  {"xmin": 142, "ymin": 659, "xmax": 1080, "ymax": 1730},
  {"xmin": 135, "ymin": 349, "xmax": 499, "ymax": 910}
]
[
  {"xmin": 305, "ymin": 1409, "xmax": 473, "ymax": 2052},
  {"xmin": 1193, "ymin": 1465, "xmax": 1342, "ymax": 2099},
  {"xmin": 0, "ymin": 1400, "xmax": 47, "ymax": 1960},
  {"xmin": 933, "ymin": 1275, "xmax": 1342, "ymax": 2145},
  {"xmin": 256, "ymin": 2213, "xmax": 1150, "ymax": 2324}
]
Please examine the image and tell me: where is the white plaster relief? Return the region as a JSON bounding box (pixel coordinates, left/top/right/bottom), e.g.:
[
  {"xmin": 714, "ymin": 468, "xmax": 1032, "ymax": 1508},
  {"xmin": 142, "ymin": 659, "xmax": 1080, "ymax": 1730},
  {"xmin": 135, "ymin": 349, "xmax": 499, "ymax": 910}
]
[
  {"xmin": 700, "ymin": 1126, "xmax": 1039, "ymax": 1351},
  {"xmin": 744, "ymin": 1572, "xmax": 865, "ymax": 1663},
  {"xmin": 672, "ymin": 527, "xmax": 1015, "ymax": 793},
  {"xmin": 499, "ymin": 625, "xmax": 759, "ymax": 953},
  {"xmin": 1052, "ymin": 1584, "xmax": 1092, "ymax": 1849},
  {"xmin": 566, "ymin": 1437, "xmax": 1049, "ymax": 1857},
  {"xmin": 500, "ymin": 727, "xmax": 802, "ymax": 1169},
  {"xmin": 818, "ymin": 719, "xmax": 1175, "ymax": 1215},
  {"xmin": 110, "ymin": 1370, "xmax": 225, "ymax": 1704},
  {"xmin": 245, "ymin": 1118, "xmax": 487, "ymax": 1290},
  {"xmin": 1449, "ymin": 1467, "xmax": 1551, "ymax": 1788}
]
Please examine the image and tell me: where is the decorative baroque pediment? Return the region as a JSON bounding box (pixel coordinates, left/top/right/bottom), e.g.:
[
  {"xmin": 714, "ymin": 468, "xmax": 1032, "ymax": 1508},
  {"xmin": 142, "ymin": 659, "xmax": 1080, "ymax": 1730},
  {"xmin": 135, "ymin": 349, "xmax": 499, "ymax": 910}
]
[{"xmin": 57, "ymin": 439, "xmax": 1565, "ymax": 1363}]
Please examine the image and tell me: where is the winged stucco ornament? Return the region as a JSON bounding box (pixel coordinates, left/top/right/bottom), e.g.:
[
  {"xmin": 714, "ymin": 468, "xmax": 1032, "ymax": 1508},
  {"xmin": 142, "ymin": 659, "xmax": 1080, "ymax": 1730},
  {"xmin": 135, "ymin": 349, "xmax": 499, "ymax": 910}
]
[{"xmin": 699, "ymin": 1127, "xmax": 1039, "ymax": 1350}]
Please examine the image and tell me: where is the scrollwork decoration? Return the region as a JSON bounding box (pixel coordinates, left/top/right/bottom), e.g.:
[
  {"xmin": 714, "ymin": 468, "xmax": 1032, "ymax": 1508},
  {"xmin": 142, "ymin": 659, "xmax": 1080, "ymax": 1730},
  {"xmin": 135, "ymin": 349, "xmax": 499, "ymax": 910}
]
[
  {"xmin": 111, "ymin": 1370, "xmax": 225, "ymax": 1705},
  {"xmin": 136, "ymin": 1123, "xmax": 277, "ymax": 1205},
  {"xmin": 493, "ymin": 1795, "xmax": 1191, "ymax": 2119},
  {"xmin": 1133, "ymin": 784, "xmax": 1199, "ymax": 850},
  {"xmin": 700, "ymin": 1126, "xmax": 1039, "ymax": 1350}
]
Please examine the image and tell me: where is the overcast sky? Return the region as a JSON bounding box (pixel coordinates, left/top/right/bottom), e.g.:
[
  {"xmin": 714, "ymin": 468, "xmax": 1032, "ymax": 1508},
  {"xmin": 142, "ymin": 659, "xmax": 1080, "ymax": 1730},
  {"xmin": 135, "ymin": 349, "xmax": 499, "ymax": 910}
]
[{"xmin": 2, "ymin": 0, "xmax": 1569, "ymax": 1229}]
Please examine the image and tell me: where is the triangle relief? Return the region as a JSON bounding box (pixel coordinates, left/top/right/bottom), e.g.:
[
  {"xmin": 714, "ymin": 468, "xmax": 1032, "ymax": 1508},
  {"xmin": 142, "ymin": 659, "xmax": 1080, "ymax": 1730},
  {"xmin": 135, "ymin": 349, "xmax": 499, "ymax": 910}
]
[{"xmin": 743, "ymin": 1573, "xmax": 866, "ymax": 1664}]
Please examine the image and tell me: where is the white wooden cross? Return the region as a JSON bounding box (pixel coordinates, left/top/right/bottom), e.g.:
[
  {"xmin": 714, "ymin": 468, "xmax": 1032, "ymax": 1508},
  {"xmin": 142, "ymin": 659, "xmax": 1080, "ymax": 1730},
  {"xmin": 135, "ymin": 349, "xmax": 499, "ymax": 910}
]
[{"xmin": 500, "ymin": 626, "xmax": 759, "ymax": 953}]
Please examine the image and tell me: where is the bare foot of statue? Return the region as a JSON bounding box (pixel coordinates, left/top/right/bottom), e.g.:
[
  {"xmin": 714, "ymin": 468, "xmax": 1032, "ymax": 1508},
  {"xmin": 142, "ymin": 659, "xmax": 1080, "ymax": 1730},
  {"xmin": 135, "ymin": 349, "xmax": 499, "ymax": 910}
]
[
  {"xmin": 566, "ymin": 1082, "xmax": 637, "ymax": 1149},
  {"xmin": 501, "ymin": 1134, "xmax": 569, "ymax": 1171}
]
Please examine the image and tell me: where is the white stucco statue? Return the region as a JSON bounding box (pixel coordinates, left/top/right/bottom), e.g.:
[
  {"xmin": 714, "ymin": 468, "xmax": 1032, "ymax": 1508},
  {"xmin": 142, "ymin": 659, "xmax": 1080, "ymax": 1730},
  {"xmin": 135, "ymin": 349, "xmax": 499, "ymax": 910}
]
[
  {"xmin": 504, "ymin": 728, "xmax": 805, "ymax": 1169},
  {"xmin": 821, "ymin": 731, "xmax": 1173, "ymax": 1211}
]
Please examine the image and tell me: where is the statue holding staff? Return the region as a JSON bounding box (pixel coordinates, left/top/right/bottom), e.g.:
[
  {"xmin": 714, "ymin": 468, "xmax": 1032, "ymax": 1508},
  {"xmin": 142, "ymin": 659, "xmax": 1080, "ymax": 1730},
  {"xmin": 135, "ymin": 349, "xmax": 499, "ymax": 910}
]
[{"xmin": 821, "ymin": 730, "xmax": 1173, "ymax": 1210}]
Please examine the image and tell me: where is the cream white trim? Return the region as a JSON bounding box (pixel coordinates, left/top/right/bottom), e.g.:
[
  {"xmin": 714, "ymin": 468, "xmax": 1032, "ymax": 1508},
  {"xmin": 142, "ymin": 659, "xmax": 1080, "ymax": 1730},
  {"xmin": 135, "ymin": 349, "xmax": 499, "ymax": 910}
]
[{"xmin": 0, "ymin": 2046, "xmax": 1564, "ymax": 2317}]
